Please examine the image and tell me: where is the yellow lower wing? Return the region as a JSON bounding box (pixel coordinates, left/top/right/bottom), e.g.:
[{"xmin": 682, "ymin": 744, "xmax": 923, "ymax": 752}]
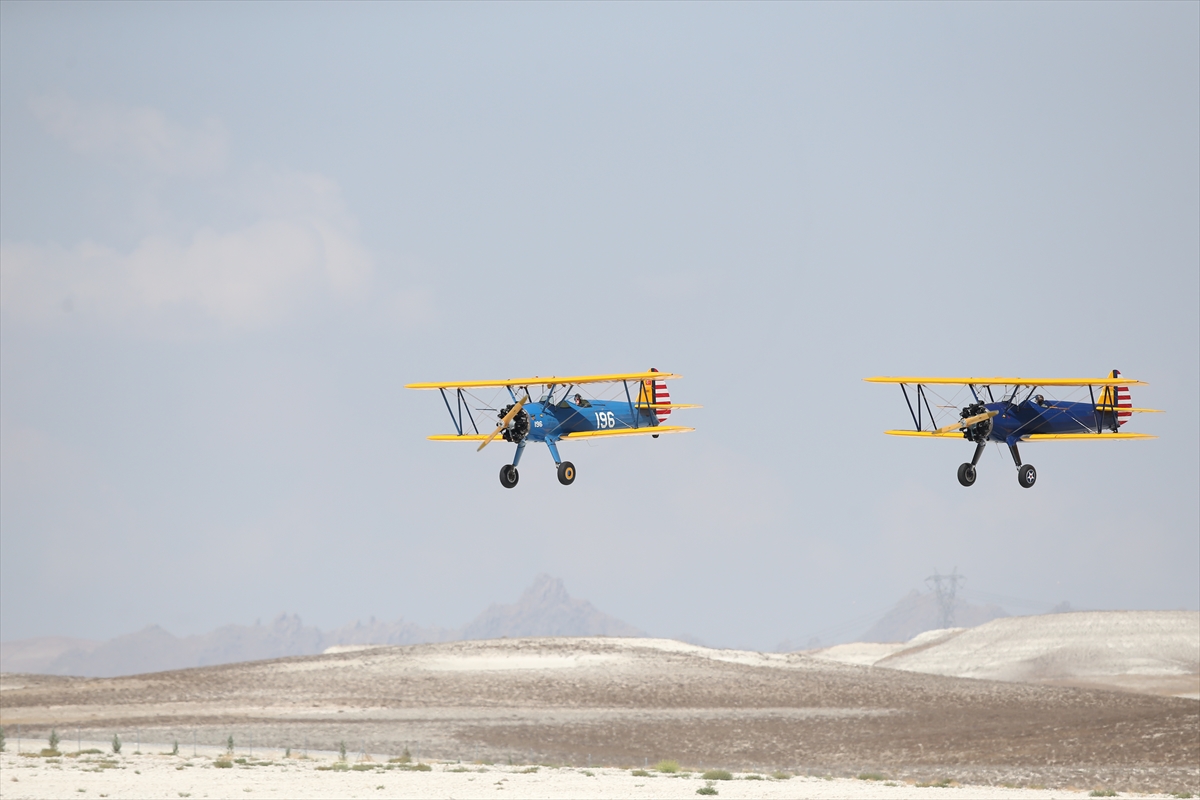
[
  {"xmin": 561, "ymin": 426, "xmax": 694, "ymax": 439},
  {"xmin": 884, "ymin": 430, "xmax": 965, "ymax": 439},
  {"xmin": 1021, "ymin": 433, "xmax": 1157, "ymax": 441},
  {"xmin": 428, "ymin": 434, "xmax": 495, "ymax": 441},
  {"xmin": 884, "ymin": 430, "xmax": 1156, "ymax": 441},
  {"xmin": 427, "ymin": 426, "xmax": 695, "ymax": 442}
]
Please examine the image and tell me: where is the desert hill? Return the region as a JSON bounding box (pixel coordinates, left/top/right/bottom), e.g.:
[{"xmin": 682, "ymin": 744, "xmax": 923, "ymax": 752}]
[
  {"xmin": 0, "ymin": 575, "xmax": 641, "ymax": 677},
  {"xmin": 2, "ymin": 635, "xmax": 1196, "ymax": 793},
  {"xmin": 811, "ymin": 610, "xmax": 1200, "ymax": 699}
]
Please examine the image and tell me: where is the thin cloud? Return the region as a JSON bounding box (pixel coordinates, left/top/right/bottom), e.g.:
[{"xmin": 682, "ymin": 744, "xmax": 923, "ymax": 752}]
[
  {"xmin": 30, "ymin": 95, "xmax": 229, "ymax": 177},
  {"xmin": 1, "ymin": 217, "xmax": 371, "ymax": 328},
  {"xmin": 3, "ymin": 99, "xmax": 375, "ymax": 330}
]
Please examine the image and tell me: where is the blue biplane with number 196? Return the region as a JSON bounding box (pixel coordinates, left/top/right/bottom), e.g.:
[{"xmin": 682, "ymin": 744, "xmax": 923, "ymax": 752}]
[
  {"xmin": 866, "ymin": 370, "xmax": 1161, "ymax": 488},
  {"xmin": 405, "ymin": 369, "xmax": 699, "ymax": 488}
]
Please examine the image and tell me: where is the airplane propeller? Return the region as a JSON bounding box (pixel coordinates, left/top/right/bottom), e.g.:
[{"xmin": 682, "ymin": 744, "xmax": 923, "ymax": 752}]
[
  {"xmin": 478, "ymin": 395, "xmax": 528, "ymax": 452},
  {"xmin": 934, "ymin": 409, "xmax": 998, "ymax": 435}
]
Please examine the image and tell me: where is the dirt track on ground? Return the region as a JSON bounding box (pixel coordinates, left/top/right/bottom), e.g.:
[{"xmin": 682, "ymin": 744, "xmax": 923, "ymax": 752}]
[{"xmin": 2, "ymin": 638, "xmax": 1196, "ymax": 794}]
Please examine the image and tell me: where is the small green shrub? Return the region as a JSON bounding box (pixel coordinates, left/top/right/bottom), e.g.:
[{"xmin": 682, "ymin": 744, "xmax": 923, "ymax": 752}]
[
  {"xmin": 226, "ymin": 736, "xmax": 234, "ymax": 755},
  {"xmin": 111, "ymin": 735, "xmax": 121, "ymax": 754},
  {"xmin": 214, "ymin": 760, "xmax": 233, "ymax": 769},
  {"xmin": 1170, "ymin": 793, "xmax": 1194, "ymax": 799},
  {"xmin": 771, "ymin": 771, "xmax": 791, "ymax": 780},
  {"xmin": 49, "ymin": 730, "xmax": 60, "ymax": 752},
  {"xmin": 858, "ymin": 772, "xmax": 887, "ymax": 781},
  {"xmin": 582, "ymin": 770, "xmax": 594, "ymax": 777},
  {"xmin": 744, "ymin": 774, "xmax": 763, "ymax": 780},
  {"xmin": 697, "ymin": 783, "xmax": 718, "ymax": 796},
  {"xmin": 234, "ymin": 758, "xmax": 247, "ymax": 765},
  {"xmin": 520, "ymin": 766, "xmax": 539, "ymax": 773},
  {"xmin": 171, "ymin": 741, "xmax": 179, "ymax": 756},
  {"xmin": 917, "ymin": 778, "xmax": 954, "ymax": 788},
  {"xmin": 389, "ymin": 747, "xmax": 412, "ymax": 764},
  {"xmin": 631, "ymin": 769, "xmax": 651, "ymax": 777},
  {"xmin": 351, "ymin": 764, "xmax": 375, "ymax": 771},
  {"xmin": 1088, "ymin": 791, "xmax": 1118, "ymax": 798},
  {"xmin": 656, "ymin": 760, "xmax": 680, "ymax": 774},
  {"xmin": 449, "ymin": 766, "xmax": 469, "ymax": 773},
  {"xmin": 702, "ymin": 770, "xmax": 733, "ymax": 781},
  {"xmin": 412, "ymin": 762, "xmax": 431, "ymax": 772},
  {"xmin": 0, "ymin": 726, "xmax": 6, "ymax": 752},
  {"xmin": 338, "ymin": 741, "xmax": 347, "ymax": 762}
]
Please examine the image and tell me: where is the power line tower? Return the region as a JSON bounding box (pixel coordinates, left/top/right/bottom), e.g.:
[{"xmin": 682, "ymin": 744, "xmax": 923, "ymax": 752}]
[{"xmin": 926, "ymin": 567, "xmax": 965, "ymax": 629}]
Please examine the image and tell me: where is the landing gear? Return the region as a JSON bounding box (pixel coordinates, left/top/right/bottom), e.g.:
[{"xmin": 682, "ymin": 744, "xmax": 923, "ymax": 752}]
[
  {"xmin": 957, "ymin": 463, "xmax": 977, "ymax": 487},
  {"xmin": 957, "ymin": 442, "xmax": 986, "ymax": 487},
  {"xmin": 1017, "ymin": 463, "xmax": 1037, "ymax": 488},
  {"xmin": 1007, "ymin": 441, "xmax": 1036, "ymax": 488},
  {"xmin": 557, "ymin": 461, "xmax": 576, "ymax": 486},
  {"xmin": 499, "ymin": 464, "xmax": 519, "ymax": 489}
]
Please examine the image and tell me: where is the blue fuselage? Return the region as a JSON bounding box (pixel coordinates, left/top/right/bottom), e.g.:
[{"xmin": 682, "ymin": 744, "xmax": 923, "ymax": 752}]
[
  {"xmin": 519, "ymin": 398, "xmax": 658, "ymax": 442},
  {"xmin": 983, "ymin": 398, "xmax": 1120, "ymax": 444}
]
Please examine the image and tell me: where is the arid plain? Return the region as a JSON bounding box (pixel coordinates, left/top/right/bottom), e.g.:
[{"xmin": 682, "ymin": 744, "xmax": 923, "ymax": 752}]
[{"xmin": 2, "ymin": 621, "xmax": 1198, "ymax": 799}]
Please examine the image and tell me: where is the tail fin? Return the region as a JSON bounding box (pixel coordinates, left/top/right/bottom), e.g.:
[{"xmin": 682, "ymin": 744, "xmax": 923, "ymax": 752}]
[
  {"xmin": 639, "ymin": 367, "xmax": 671, "ymax": 423},
  {"xmin": 1098, "ymin": 369, "xmax": 1132, "ymax": 426}
]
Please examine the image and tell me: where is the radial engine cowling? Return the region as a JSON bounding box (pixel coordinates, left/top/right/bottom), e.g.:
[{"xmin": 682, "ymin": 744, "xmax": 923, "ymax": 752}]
[
  {"xmin": 499, "ymin": 403, "xmax": 530, "ymax": 443},
  {"xmin": 960, "ymin": 402, "xmax": 993, "ymax": 444}
]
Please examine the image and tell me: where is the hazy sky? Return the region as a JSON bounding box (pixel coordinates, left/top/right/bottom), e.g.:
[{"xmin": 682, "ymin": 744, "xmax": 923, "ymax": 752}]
[{"xmin": 2, "ymin": 1, "xmax": 1196, "ymax": 651}]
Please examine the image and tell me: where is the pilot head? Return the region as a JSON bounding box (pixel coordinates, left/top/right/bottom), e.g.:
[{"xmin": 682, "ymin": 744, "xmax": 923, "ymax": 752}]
[
  {"xmin": 1034, "ymin": 394, "xmax": 1045, "ymax": 406},
  {"xmin": 574, "ymin": 394, "xmax": 583, "ymax": 404}
]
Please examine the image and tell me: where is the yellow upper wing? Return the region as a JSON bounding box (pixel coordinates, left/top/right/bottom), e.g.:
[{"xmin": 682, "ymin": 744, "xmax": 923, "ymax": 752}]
[
  {"xmin": 865, "ymin": 376, "xmax": 1147, "ymax": 387},
  {"xmin": 407, "ymin": 371, "xmax": 681, "ymax": 390}
]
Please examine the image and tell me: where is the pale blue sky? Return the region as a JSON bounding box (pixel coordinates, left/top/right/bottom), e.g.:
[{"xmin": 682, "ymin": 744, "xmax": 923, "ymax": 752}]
[{"xmin": 2, "ymin": 1, "xmax": 1196, "ymax": 650}]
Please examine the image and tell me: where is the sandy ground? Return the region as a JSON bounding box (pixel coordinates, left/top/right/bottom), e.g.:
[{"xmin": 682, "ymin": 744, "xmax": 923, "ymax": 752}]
[
  {"xmin": 0, "ymin": 748, "xmax": 1190, "ymax": 800},
  {"xmin": 2, "ymin": 636, "xmax": 1197, "ymax": 796}
]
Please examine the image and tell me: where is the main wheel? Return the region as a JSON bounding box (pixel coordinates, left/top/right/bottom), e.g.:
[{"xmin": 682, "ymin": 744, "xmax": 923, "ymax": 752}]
[
  {"xmin": 957, "ymin": 462, "xmax": 977, "ymax": 487},
  {"xmin": 557, "ymin": 461, "xmax": 576, "ymax": 486},
  {"xmin": 1017, "ymin": 463, "xmax": 1037, "ymax": 488},
  {"xmin": 499, "ymin": 464, "xmax": 519, "ymax": 489}
]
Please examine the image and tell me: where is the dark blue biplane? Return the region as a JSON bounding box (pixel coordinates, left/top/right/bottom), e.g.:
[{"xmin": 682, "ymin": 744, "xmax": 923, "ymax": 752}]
[{"xmin": 867, "ymin": 370, "xmax": 1161, "ymax": 487}]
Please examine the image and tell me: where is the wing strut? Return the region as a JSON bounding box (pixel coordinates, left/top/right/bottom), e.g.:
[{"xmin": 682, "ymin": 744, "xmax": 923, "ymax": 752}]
[{"xmin": 901, "ymin": 384, "xmax": 920, "ymax": 431}]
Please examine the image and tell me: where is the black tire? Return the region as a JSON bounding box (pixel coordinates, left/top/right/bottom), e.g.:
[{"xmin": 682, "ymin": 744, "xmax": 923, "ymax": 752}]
[
  {"xmin": 557, "ymin": 461, "xmax": 576, "ymax": 486},
  {"xmin": 499, "ymin": 464, "xmax": 519, "ymax": 489},
  {"xmin": 1017, "ymin": 463, "xmax": 1037, "ymax": 489},
  {"xmin": 957, "ymin": 463, "xmax": 977, "ymax": 487}
]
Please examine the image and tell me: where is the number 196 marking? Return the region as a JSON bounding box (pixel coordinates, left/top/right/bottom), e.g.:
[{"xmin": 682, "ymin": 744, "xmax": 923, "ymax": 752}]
[{"xmin": 594, "ymin": 411, "xmax": 616, "ymax": 429}]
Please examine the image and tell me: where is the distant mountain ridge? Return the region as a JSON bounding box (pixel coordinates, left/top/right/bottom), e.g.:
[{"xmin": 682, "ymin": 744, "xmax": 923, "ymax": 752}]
[
  {"xmin": 859, "ymin": 589, "xmax": 1009, "ymax": 643},
  {"xmin": 0, "ymin": 575, "xmax": 643, "ymax": 677}
]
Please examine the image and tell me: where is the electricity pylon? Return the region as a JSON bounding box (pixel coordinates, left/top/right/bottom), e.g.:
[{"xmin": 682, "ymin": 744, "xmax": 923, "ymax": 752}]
[{"xmin": 926, "ymin": 567, "xmax": 965, "ymax": 629}]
